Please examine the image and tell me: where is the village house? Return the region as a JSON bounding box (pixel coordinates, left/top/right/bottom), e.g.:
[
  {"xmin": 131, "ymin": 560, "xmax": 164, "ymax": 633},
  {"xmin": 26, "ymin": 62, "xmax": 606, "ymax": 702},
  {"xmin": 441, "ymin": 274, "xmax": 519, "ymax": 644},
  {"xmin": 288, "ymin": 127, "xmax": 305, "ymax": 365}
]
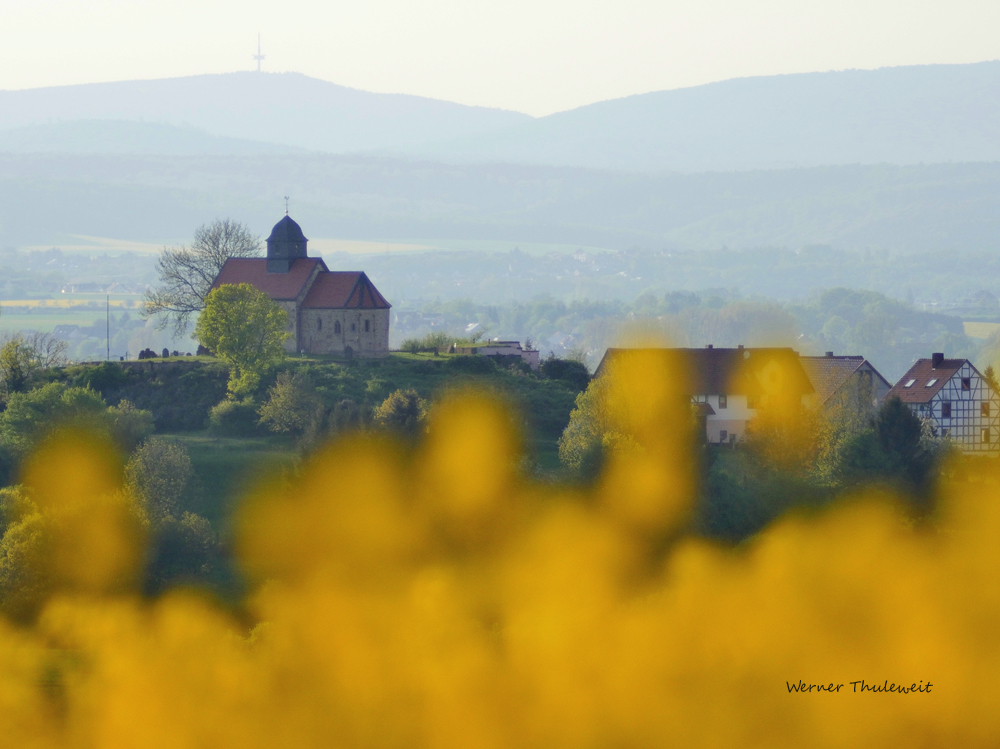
[
  {"xmin": 800, "ymin": 352, "xmax": 891, "ymax": 414},
  {"xmin": 449, "ymin": 340, "xmax": 540, "ymax": 370},
  {"xmin": 210, "ymin": 215, "xmax": 391, "ymax": 356},
  {"xmin": 595, "ymin": 346, "xmax": 815, "ymax": 444},
  {"xmin": 886, "ymin": 353, "xmax": 1000, "ymax": 454}
]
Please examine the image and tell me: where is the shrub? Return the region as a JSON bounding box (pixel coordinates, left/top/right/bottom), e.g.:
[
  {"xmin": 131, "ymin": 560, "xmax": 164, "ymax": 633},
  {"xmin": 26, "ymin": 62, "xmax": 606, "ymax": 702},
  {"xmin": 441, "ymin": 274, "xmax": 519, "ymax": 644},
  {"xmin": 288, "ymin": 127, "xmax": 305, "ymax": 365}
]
[
  {"xmin": 258, "ymin": 372, "xmax": 323, "ymax": 435},
  {"xmin": 373, "ymin": 389, "xmax": 426, "ymax": 436},
  {"xmin": 541, "ymin": 356, "xmax": 591, "ymax": 391},
  {"xmin": 73, "ymin": 362, "xmax": 130, "ymax": 395},
  {"xmin": 445, "ymin": 355, "xmax": 496, "ymax": 374},
  {"xmin": 107, "ymin": 400, "xmax": 155, "ymax": 451},
  {"xmin": 124, "ymin": 437, "xmax": 193, "ymax": 523},
  {"xmin": 328, "ymin": 399, "xmax": 369, "ymax": 436},
  {"xmin": 208, "ymin": 398, "xmax": 264, "ymax": 437}
]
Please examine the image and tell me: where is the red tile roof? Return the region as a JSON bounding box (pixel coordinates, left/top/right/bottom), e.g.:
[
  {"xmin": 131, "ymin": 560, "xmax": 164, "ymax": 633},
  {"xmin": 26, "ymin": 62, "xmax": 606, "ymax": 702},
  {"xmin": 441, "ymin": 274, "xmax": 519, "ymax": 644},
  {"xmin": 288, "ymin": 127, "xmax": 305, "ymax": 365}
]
[
  {"xmin": 211, "ymin": 257, "xmax": 325, "ymax": 300},
  {"xmin": 800, "ymin": 355, "xmax": 890, "ymax": 405},
  {"xmin": 303, "ymin": 271, "xmax": 391, "ymax": 309},
  {"xmin": 596, "ymin": 347, "xmax": 814, "ymax": 396},
  {"xmin": 886, "ymin": 358, "xmax": 967, "ymax": 403}
]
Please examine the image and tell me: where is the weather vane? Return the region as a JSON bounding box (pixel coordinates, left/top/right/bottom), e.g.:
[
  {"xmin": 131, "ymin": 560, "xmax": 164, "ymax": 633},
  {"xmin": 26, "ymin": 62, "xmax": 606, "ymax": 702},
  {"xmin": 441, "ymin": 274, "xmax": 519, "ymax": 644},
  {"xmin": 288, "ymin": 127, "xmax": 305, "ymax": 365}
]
[
  {"xmin": 284, "ymin": 196, "xmax": 290, "ymax": 215},
  {"xmin": 253, "ymin": 34, "xmax": 265, "ymax": 73}
]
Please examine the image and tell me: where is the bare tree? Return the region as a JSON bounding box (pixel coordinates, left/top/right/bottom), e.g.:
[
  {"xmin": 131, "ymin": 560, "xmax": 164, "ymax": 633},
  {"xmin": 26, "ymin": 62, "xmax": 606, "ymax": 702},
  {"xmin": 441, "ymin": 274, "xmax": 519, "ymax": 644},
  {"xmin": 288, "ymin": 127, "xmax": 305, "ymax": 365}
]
[
  {"xmin": 0, "ymin": 332, "xmax": 68, "ymax": 395},
  {"xmin": 143, "ymin": 219, "xmax": 262, "ymax": 335}
]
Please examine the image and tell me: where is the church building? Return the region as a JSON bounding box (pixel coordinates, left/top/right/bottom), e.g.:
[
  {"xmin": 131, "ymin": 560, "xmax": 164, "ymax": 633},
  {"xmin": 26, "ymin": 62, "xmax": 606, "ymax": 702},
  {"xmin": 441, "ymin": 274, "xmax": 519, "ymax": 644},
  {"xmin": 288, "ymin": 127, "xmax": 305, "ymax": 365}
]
[{"xmin": 210, "ymin": 215, "xmax": 391, "ymax": 356}]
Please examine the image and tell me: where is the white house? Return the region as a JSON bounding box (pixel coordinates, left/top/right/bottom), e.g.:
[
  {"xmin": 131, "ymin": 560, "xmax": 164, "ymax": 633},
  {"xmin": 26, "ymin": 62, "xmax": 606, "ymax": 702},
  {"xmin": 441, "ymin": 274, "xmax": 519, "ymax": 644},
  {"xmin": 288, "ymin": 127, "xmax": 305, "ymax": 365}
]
[
  {"xmin": 886, "ymin": 353, "xmax": 1000, "ymax": 454},
  {"xmin": 450, "ymin": 340, "xmax": 540, "ymax": 370},
  {"xmin": 595, "ymin": 345, "xmax": 815, "ymax": 445}
]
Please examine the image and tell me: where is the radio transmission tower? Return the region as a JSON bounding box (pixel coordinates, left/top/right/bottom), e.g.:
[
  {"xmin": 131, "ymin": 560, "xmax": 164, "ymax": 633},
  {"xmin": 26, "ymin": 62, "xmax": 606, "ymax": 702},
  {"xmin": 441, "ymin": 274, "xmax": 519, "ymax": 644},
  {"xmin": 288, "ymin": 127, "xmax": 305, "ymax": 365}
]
[{"xmin": 253, "ymin": 34, "xmax": 266, "ymax": 72}]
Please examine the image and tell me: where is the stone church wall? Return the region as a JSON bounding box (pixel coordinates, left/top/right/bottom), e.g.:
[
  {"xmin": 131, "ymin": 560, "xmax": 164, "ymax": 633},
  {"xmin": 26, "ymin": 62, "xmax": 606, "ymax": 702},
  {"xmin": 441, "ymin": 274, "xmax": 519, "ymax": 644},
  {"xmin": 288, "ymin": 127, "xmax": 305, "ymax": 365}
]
[
  {"xmin": 298, "ymin": 308, "xmax": 390, "ymax": 356},
  {"xmin": 277, "ymin": 301, "xmax": 299, "ymax": 353}
]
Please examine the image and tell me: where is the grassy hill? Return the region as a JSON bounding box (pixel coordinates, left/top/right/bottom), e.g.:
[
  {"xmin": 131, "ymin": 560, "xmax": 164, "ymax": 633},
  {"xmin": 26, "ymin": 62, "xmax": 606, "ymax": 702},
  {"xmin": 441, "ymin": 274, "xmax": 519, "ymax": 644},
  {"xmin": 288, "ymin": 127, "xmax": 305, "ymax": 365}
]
[{"xmin": 47, "ymin": 353, "xmax": 582, "ymax": 524}]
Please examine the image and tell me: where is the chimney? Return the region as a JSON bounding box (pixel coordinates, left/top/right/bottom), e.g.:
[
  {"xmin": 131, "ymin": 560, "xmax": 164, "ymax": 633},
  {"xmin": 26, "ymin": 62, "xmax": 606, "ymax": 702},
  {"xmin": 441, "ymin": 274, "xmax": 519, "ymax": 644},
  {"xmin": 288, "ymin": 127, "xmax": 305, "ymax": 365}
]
[
  {"xmin": 825, "ymin": 351, "xmax": 834, "ymax": 357},
  {"xmin": 932, "ymin": 352, "xmax": 944, "ymax": 368},
  {"xmin": 706, "ymin": 344, "xmax": 713, "ymax": 349}
]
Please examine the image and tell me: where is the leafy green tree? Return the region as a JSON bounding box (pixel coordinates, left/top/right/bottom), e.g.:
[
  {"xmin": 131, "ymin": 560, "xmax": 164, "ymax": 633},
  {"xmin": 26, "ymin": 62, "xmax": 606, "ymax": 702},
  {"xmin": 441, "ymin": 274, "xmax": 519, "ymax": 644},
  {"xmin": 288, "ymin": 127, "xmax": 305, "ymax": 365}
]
[
  {"xmin": 836, "ymin": 396, "xmax": 939, "ymax": 502},
  {"xmin": 195, "ymin": 283, "xmax": 290, "ymax": 395},
  {"xmin": 258, "ymin": 371, "xmax": 323, "ymax": 435},
  {"xmin": 0, "ymin": 496, "xmax": 49, "ymax": 622},
  {"xmin": 0, "ymin": 383, "xmax": 108, "ymax": 458},
  {"xmin": 558, "ymin": 375, "xmax": 613, "ymax": 476},
  {"xmin": 0, "ymin": 337, "xmax": 37, "ymax": 396},
  {"xmin": 373, "ymin": 389, "xmax": 426, "ymax": 436},
  {"xmin": 984, "ymin": 365, "xmax": 1000, "ymax": 395},
  {"xmin": 107, "ymin": 400, "xmax": 155, "ymax": 451},
  {"xmin": 124, "ymin": 437, "xmax": 193, "ymax": 524},
  {"xmin": 122, "ymin": 438, "xmax": 222, "ymax": 594},
  {"xmin": 540, "ymin": 355, "xmax": 590, "ymax": 391},
  {"xmin": 144, "ymin": 219, "xmax": 262, "ymax": 336}
]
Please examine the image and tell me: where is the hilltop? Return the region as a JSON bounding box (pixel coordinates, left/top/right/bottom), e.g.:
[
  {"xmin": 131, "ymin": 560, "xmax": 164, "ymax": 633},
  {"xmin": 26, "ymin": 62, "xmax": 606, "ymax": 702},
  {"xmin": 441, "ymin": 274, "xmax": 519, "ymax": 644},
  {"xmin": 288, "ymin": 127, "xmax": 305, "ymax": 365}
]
[
  {"xmin": 411, "ymin": 61, "xmax": 1000, "ymax": 171},
  {"xmin": 0, "ymin": 72, "xmax": 529, "ymax": 154}
]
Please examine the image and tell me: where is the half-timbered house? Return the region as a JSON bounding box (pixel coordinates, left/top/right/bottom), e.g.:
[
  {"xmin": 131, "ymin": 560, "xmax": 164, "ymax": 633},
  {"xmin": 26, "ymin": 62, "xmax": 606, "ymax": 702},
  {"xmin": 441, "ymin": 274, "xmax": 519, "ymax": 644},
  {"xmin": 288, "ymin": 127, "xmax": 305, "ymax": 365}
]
[{"xmin": 886, "ymin": 353, "xmax": 1000, "ymax": 454}]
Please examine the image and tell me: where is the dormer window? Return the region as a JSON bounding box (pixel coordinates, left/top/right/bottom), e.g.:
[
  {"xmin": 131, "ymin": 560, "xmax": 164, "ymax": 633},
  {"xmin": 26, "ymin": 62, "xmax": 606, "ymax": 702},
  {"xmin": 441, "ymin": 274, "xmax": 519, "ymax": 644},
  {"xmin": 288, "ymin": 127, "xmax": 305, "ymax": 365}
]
[{"xmin": 904, "ymin": 379, "xmax": 916, "ymax": 388}]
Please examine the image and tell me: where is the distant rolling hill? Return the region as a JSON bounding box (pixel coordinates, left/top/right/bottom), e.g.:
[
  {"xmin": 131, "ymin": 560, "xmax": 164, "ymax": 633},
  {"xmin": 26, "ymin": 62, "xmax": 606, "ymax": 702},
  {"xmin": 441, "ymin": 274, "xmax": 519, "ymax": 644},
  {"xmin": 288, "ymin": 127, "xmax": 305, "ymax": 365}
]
[
  {"xmin": 0, "ymin": 121, "xmax": 303, "ymax": 155},
  {"xmin": 2, "ymin": 153, "xmax": 1000, "ymax": 253},
  {"xmin": 408, "ymin": 61, "xmax": 1000, "ymax": 172},
  {"xmin": 0, "ymin": 72, "xmax": 530, "ymax": 153}
]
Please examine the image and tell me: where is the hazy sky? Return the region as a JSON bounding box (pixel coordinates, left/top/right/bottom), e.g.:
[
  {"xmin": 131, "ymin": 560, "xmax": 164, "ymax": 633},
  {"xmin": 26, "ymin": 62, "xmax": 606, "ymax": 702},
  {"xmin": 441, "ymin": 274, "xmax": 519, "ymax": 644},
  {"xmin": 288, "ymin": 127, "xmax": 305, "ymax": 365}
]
[{"xmin": 1, "ymin": 0, "xmax": 998, "ymax": 116}]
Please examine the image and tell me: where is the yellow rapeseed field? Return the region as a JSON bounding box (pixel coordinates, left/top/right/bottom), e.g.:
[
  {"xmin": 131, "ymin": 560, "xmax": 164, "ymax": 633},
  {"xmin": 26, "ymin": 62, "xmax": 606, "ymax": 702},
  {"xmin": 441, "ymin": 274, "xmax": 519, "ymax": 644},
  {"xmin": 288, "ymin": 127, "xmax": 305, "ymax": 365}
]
[{"xmin": 0, "ymin": 351, "xmax": 994, "ymax": 747}]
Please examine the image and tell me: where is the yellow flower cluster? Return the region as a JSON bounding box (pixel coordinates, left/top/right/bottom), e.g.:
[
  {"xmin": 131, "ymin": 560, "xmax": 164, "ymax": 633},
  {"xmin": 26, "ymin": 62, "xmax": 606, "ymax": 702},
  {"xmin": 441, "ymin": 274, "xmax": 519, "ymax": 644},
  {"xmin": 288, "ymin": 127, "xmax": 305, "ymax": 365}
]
[{"xmin": 1, "ymin": 354, "xmax": 997, "ymax": 747}]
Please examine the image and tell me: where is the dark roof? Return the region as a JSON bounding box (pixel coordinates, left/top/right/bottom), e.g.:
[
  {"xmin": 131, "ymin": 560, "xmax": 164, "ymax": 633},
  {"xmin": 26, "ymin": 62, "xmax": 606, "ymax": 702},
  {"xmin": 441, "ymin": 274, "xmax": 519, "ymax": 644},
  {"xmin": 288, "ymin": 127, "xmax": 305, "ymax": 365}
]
[
  {"xmin": 886, "ymin": 358, "xmax": 967, "ymax": 403},
  {"xmin": 267, "ymin": 215, "xmax": 307, "ymax": 244},
  {"xmin": 302, "ymin": 271, "xmax": 391, "ymax": 309},
  {"xmin": 211, "ymin": 257, "xmax": 324, "ymax": 300},
  {"xmin": 800, "ymin": 356, "xmax": 889, "ymax": 405},
  {"xmin": 596, "ymin": 347, "xmax": 814, "ymax": 397}
]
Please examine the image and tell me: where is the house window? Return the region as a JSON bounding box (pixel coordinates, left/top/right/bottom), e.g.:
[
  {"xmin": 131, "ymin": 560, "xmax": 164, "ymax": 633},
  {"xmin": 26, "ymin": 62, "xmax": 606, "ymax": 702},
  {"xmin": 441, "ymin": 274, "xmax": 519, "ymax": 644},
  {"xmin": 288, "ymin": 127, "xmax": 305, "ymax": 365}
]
[
  {"xmin": 926, "ymin": 379, "xmax": 938, "ymax": 387},
  {"xmin": 718, "ymin": 394, "xmax": 727, "ymax": 409},
  {"xmin": 962, "ymin": 377, "xmax": 972, "ymax": 391},
  {"xmin": 983, "ymin": 402, "xmax": 991, "ymax": 418},
  {"xmin": 365, "ymin": 319, "xmax": 370, "ymax": 332},
  {"xmin": 317, "ymin": 318, "xmax": 322, "ymax": 331},
  {"xmin": 334, "ymin": 321, "xmax": 341, "ymax": 335},
  {"xmin": 983, "ymin": 428, "xmax": 992, "ymax": 444},
  {"xmin": 719, "ymin": 430, "xmax": 728, "ymax": 443},
  {"xmin": 351, "ymin": 323, "xmax": 356, "ymax": 332},
  {"xmin": 941, "ymin": 402, "xmax": 952, "ymax": 418},
  {"xmin": 904, "ymin": 379, "xmax": 916, "ymax": 388}
]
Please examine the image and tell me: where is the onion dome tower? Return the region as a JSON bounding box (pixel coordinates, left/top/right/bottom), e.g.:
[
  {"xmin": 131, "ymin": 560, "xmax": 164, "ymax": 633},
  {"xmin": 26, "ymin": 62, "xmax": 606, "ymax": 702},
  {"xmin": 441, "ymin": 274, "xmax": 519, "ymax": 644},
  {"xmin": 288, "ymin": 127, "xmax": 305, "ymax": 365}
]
[{"xmin": 266, "ymin": 214, "xmax": 308, "ymax": 273}]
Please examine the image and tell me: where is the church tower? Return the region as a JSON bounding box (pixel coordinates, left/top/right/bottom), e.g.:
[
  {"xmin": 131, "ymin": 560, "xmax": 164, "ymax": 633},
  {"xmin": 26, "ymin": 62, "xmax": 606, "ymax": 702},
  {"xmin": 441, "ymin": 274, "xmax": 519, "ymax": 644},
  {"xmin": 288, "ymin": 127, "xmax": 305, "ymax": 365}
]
[{"xmin": 266, "ymin": 215, "xmax": 308, "ymax": 273}]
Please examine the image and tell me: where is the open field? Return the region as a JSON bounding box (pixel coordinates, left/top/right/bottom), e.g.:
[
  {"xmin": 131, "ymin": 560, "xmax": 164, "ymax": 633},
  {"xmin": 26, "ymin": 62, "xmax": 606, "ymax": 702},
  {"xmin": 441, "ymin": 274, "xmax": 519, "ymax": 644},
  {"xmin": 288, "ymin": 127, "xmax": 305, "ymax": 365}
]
[
  {"xmin": 0, "ymin": 310, "xmax": 112, "ymax": 332},
  {"xmin": 1, "ymin": 297, "xmax": 141, "ymax": 308},
  {"xmin": 163, "ymin": 432, "xmax": 298, "ymax": 527},
  {"xmin": 964, "ymin": 321, "xmax": 1000, "ymax": 339}
]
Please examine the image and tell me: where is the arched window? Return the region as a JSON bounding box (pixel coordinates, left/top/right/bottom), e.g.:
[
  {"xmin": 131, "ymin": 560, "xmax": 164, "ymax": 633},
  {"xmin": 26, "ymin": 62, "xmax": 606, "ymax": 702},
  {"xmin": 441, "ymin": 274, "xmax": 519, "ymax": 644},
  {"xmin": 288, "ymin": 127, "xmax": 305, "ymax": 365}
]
[
  {"xmin": 317, "ymin": 317, "xmax": 322, "ymax": 331},
  {"xmin": 365, "ymin": 319, "xmax": 370, "ymax": 332},
  {"xmin": 334, "ymin": 321, "xmax": 341, "ymax": 335}
]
